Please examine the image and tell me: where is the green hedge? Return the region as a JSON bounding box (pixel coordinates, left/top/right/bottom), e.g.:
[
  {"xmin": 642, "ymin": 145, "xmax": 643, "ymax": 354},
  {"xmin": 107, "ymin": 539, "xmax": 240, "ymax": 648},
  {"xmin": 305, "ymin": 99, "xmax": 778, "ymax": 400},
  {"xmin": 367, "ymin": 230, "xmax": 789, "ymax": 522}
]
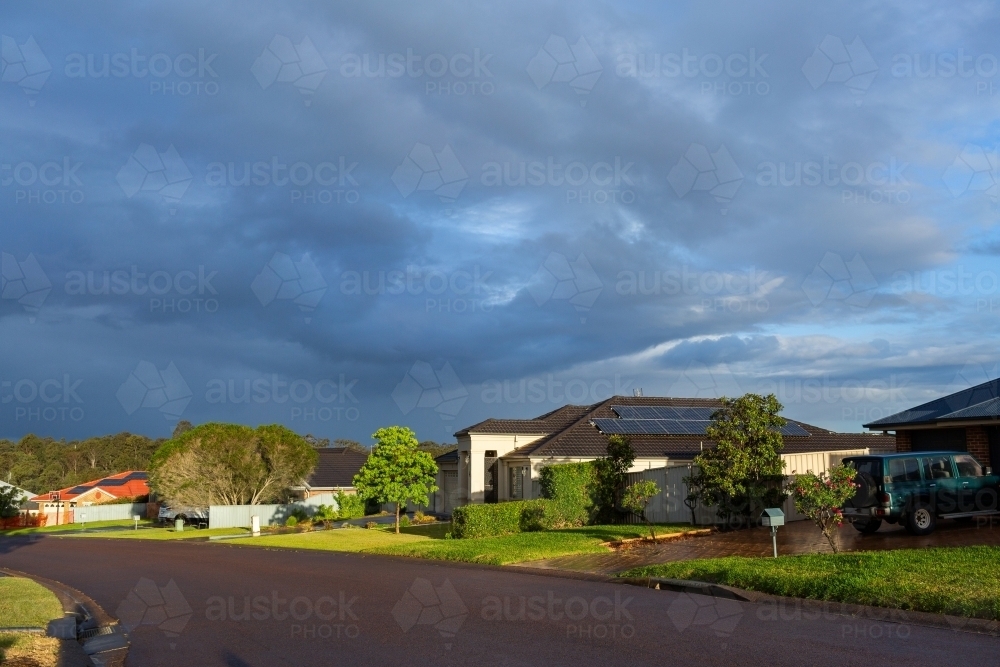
[
  {"xmin": 452, "ymin": 501, "xmax": 533, "ymax": 538},
  {"xmin": 539, "ymin": 462, "xmax": 595, "ymax": 525},
  {"xmin": 451, "ymin": 498, "xmax": 590, "ymax": 538},
  {"xmin": 450, "ymin": 462, "xmax": 598, "ymax": 539}
]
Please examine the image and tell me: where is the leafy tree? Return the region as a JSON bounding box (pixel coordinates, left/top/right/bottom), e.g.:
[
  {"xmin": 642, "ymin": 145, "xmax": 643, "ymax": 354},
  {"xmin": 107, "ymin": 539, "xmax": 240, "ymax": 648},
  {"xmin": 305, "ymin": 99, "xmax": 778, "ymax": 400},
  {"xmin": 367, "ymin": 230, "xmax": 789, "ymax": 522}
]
[
  {"xmin": 686, "ymin": 394, "xmax": 788, "ymax": 528},
  {"xmin": 0, "ymin": 483, "xmax": 26, "ymax": 518},
  {"xmin": 593, "ymin": 435, "xmax": 636, "ymax": 522},
  {"xmin": 149, "ymin": 423, "xmax": 318, "ymax": 506},
  {"xmin": 792, "ymin": 464, "xmax": 857, "ymax": 553},
  {"xmin": 622, "ymin": 479, "xmax": 661, "ymax": 540},
  {"xmin": 353, "ymin": 426, "xmax": 437, "ymax": 533},
  {"xmin": 172, "ymin": 421, "xmax": 194, "ymax": 439}
]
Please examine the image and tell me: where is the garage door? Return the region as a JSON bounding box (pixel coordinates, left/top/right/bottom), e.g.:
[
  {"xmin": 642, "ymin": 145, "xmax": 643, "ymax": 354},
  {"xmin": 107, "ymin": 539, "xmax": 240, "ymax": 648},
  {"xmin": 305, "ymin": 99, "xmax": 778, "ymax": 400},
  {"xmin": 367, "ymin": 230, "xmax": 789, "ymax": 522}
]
[{"xmin": 443, "ymin": 471, "xmax": 459, "ymax": 514}]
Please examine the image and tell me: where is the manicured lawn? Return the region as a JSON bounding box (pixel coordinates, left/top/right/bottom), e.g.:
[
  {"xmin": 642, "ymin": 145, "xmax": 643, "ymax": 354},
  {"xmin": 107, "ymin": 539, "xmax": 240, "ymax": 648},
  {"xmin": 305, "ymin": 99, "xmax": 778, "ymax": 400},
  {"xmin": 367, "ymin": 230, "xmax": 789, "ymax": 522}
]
[
  {"xmin": 368, "ymin": 524, "xmax": 689, "ymax": 565},
  {"xmin": 0, "ymin": 577, "xmax": 63, "ymax": 628},
  {"xmin": 620, "ymin": 546, "xmax": 1000, "ymax": 620},
  {"xmin": 233, "ymin": 523, "xmax": 690, "ymax": 565},
  {"xmin": 0, "ymin": 519, "xmax": 155, "ymax": 536}
]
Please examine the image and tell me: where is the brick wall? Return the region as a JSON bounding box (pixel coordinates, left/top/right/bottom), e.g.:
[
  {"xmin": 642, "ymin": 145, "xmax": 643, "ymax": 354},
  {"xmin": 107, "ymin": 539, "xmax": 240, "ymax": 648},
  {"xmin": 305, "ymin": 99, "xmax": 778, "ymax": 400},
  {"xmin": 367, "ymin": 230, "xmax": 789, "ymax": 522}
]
[
  {"xmin": 967, "ymin": 426, "xmax": 990, "ymax": 467},
  {"xmin": 895, "ymin": 430, "xmax": 911, "ymax": 452}
]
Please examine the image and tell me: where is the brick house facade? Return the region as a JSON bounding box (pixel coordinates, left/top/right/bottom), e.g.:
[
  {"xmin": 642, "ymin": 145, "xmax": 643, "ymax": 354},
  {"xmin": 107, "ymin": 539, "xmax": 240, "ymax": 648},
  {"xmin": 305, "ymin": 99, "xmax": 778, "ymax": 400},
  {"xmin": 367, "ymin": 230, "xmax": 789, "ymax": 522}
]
[{"xmin": 866, "ymin": 379, "xmax": 1000, "ymax": 469}]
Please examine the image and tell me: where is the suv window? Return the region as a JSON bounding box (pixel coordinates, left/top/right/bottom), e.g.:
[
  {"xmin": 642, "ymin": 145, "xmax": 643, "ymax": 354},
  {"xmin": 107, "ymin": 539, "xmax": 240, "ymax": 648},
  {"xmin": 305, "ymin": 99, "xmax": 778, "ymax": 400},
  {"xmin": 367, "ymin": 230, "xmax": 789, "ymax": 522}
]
[
  {"xmin": 887, "ymin": 457, "xmax": 921, "ymax": 482},
  {"xmin": 851, "ymin": 459, "xmax": 882, "ymax": 479},
  {"xmin": 954, "ymin": 455, "xmax": 984, "ymax": 478},
  {"xmin": 922, "ymin": 456, "xmax": 954, "ymax": 479}
]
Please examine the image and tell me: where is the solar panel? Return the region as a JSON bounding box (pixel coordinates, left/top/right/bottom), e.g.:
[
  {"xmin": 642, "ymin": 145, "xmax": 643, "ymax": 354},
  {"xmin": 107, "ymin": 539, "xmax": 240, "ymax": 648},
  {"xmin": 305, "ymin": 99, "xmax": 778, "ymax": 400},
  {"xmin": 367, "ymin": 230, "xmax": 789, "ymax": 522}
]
[
  {"xmin": 779, "ymin": 422, "xmax": 810, "ymax": 437},
  {"xmin": 610, "ymin": 405, "xmax": 717, "ymax": 420},
  {"xmin": 592, "ymin": 417, "xmax": 811, "ymax": 437}
]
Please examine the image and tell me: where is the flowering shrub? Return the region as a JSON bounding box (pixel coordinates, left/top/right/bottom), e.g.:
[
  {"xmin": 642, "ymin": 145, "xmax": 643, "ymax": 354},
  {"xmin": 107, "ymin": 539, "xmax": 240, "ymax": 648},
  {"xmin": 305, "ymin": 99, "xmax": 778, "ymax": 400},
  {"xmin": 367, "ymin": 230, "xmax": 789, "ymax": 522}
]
[{"xmin": 791, "ymin": 463, "xmax": 857, "ymax": 552}]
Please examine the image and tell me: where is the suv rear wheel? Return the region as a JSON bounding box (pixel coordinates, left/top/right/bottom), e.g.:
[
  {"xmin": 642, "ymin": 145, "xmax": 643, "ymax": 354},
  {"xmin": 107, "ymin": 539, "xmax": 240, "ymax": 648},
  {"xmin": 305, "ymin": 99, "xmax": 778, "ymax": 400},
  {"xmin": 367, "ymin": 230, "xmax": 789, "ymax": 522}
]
[
  {"xmin": 853, "ymin": 518, "xmax": 882, "ymax": 534},
  {"xmin": 905, "ymin": 505, "xmax": 936, "ymax": 536}
]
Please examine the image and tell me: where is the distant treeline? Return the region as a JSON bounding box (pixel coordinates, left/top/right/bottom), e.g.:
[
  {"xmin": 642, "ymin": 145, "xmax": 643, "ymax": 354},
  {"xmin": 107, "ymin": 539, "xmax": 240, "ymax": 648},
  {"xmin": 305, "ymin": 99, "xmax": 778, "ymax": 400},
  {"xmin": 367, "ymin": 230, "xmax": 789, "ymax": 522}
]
[
  {"xmin": 0, "ymin": 432, "xmax": 163, "ymax": 495},
  {"xmin": 1, "ymin": 423, "xmax": 458, "ymax": 495}
]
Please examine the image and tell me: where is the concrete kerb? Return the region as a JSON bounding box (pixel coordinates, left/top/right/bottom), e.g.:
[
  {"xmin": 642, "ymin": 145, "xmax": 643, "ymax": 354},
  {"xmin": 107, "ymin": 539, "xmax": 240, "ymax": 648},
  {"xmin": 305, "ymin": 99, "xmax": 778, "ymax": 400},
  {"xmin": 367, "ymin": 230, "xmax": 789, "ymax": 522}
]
[
  {"xmin": 0, "ymin": 566, "xmax": 129, "ymax": 666},
  {"xmin": 617, "ymin": 575, "xmax": 1000, "ymax": 637}
]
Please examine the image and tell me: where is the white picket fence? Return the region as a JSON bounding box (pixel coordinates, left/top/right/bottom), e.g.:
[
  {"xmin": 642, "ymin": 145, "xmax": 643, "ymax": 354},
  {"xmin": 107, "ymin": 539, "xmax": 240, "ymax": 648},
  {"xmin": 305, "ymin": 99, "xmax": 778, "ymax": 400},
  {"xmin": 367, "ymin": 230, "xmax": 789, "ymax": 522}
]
[
  {"xmin": 208, "ymin": 494, "xmax": 338, "ymax": 529},
  {"xmin": 72, "ymin": 503, "xmax": 147, "ymax": 523}
]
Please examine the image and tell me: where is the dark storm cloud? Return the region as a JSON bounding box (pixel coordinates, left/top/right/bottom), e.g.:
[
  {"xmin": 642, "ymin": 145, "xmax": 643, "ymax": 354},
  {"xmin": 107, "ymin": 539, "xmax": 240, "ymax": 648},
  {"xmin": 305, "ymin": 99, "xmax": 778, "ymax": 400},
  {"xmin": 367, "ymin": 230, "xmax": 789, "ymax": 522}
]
[{"xmin": 2, "ymin": 0, "xmax": 999, "ymax": 440}]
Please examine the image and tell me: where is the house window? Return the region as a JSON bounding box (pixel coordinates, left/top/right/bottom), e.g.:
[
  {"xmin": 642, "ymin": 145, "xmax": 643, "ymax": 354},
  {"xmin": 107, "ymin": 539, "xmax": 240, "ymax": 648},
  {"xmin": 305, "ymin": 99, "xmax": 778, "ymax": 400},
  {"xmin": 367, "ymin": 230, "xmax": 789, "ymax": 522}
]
[{"xmin": 509, "ymin": 466, "xmax": 528, "ymax": 500}]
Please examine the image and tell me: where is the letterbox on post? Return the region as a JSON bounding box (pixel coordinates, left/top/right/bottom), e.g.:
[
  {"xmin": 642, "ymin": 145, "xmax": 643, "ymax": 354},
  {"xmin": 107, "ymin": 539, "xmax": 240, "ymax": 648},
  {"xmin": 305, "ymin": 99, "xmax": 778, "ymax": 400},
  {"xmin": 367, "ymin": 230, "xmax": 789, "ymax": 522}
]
[
  {"xmin": 761, "ymin": 508, "xmax": 784, "ymax": 558},
  {"xmin": 761, "ymin": 508, "xmax": 784, "ymax": 527}
]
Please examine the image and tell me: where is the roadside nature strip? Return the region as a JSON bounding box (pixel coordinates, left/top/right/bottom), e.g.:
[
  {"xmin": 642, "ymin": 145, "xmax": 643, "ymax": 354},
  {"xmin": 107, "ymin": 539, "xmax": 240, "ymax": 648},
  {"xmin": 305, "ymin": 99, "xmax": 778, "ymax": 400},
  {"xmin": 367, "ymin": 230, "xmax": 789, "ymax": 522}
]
[
  {"xmin": 620, "ymin": 546, "xmax": 1000, "ymax": 620},
  {"xmin": 231, "ymin": 523, "xmax": 692, "ymax": 565},
  {"xmin": 0, "ymin": 577, "xmax": 63, "ymax": 628},
  {"xmin": 0, "ymin": 576, "xmax": 64, "ymax": 667}
]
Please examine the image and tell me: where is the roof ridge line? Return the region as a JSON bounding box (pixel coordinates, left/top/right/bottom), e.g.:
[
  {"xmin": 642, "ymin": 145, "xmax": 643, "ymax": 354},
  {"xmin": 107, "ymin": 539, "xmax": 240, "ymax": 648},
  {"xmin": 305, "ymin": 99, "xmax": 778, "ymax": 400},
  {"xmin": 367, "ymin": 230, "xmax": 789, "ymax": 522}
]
[{"xmin": 515, "ymin": 396, "xmax": 616, "ymax": 456}]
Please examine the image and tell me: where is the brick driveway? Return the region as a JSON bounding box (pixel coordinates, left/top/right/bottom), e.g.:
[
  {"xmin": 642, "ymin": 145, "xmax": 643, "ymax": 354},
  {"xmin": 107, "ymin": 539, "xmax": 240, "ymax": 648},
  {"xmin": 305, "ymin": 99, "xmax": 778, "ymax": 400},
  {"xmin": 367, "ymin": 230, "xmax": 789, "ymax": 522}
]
[{"xmin": 515, "ymin": 516, "xmax": 1000, "ymax": 576}]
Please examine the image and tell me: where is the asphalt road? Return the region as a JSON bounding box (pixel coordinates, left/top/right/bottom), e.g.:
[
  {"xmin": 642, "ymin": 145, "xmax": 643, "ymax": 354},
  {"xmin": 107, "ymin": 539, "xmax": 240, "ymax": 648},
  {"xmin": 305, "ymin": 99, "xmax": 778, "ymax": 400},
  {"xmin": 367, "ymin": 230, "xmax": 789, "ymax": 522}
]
[{"xmin": 0, "ymin": 536, "xmax": 995, "ymax": 667}]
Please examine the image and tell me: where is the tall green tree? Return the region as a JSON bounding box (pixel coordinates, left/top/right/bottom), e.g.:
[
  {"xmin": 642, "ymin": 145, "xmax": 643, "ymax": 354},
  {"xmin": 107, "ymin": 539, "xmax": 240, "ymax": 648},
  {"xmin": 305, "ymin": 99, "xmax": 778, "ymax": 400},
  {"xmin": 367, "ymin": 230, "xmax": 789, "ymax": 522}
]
[
  {"xmin": 353, "ymin": 426, "xmax": 437, "ymax": 533},
  {"xmin": 593, "ymin": 435, "xmax": 636, "ymax": 522},
  {"xmin": 0, "ymin": 483, "xmax": 26, "ymax": 518},
  {"xmin": 149, "ymin": 423, "xmax": 318, "ymax": 506},
  {"xmin": 172, "ymin": 420, "xmax": 194, "ymax": 439},
  {"xmin": 686, "ymin": 394, "xmax": 788, "ymax": 528}
]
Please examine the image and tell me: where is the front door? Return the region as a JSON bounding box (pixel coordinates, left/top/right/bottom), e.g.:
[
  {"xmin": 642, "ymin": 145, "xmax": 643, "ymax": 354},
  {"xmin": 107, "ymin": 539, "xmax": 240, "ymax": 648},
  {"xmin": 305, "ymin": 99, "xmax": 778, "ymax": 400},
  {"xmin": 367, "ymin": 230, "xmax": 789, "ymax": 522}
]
[
  {"xmin": 988, "ymin": 426, "xmax": 1000, "ymax": 473},
  {"xmin": 484, "ymin": 451, "xmax": 498, "ymax": 503}
]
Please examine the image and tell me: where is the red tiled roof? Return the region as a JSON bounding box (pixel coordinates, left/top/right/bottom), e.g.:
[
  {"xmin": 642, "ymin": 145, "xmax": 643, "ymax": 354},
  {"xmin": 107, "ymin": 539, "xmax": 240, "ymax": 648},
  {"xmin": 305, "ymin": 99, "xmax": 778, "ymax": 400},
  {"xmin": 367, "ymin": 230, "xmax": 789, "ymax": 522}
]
[
  {"xmin": 460, "ymin": 396, "xmax": 895, "ymax": 459},
  {"xmin": 33, "ymin": 471, "xmax": 149, "ymax": 503}
]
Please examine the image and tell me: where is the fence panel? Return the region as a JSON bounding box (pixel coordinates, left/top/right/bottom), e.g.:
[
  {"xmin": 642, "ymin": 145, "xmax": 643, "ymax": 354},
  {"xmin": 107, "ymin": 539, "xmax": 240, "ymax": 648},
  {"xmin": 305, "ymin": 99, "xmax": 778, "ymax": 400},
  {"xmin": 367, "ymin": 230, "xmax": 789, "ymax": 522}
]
[
  {"xmin": 208, "ymin": 494, "xmax": 339, "ymax": 529},
  {"xmin": 72, "ymin": 503, "xmax": 147, "ymax": 523}
]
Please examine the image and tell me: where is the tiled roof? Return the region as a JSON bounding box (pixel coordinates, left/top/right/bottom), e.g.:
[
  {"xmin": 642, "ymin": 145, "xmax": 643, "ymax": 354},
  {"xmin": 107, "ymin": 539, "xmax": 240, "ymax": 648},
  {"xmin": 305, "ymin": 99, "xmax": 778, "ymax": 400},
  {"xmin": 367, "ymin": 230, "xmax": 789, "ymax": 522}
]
[
  {"xmin": 304, "ymin": 448, "xmax": 369, "ymax": 489},
  {"xmin": 33, "ymin": 471, "xmax": 150, "ymax": 502},
  {"xmin": 865, "ymin": 378, "xmax": 1000, "ymax": 428},
  {"xmin": 454, "ymin": 404, "xmax": 593, "ymax": 436},
  {"xmin": 464, "ymin": 396, "xmax": 895, "ymax": 459},
  {"xmin": 435, "ymin": 449, "xmax": 459, "ymax": 463}
]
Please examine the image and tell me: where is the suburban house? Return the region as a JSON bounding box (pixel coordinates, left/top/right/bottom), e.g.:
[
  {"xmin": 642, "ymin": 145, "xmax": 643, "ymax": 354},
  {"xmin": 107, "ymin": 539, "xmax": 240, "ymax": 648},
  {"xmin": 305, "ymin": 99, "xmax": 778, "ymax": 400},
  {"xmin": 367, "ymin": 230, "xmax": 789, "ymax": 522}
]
[
  {"xmin": 438, "ymin": 395, "xmax": 895, "ymax": 511},
  {"xmin": 290, "ymin": 447, "xmax": 369, "ymax": 499},
  {"xmin": 31, "ymin": 471, "xmax": 150, "ymax": 522},
  {"xmin": 865, "ymin": 377, "xmax": 1000, "ymax": 468}
]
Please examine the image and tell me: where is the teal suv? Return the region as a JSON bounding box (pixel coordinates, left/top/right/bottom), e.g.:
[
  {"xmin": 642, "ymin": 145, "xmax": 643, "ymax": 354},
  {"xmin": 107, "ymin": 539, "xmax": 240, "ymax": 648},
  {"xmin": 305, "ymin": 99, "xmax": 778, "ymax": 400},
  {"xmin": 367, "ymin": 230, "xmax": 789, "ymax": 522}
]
[{"xmin": 841, "ymin": 451, "xmax": 1000, "ymax": 536}]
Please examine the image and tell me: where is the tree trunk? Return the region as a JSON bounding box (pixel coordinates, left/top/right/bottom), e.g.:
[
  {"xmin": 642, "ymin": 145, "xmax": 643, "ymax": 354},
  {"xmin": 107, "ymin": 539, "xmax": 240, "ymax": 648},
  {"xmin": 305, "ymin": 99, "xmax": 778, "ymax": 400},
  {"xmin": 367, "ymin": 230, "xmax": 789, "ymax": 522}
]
[
  {"xmin": 823, "ymin": 524, "xmax": 839, "ymax": 553},
  {"xmin": 395, "ymin": 502, "xmax": 401, "ymax": 534}
]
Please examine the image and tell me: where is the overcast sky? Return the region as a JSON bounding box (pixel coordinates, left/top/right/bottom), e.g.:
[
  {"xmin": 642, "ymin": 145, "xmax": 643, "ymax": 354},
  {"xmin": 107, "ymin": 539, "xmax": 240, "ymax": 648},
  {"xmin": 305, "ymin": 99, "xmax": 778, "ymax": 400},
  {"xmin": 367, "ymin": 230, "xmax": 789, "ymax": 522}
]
[{"xmin": 2, "ymin": 0, "xmax": 1000, "ymax": 443}]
